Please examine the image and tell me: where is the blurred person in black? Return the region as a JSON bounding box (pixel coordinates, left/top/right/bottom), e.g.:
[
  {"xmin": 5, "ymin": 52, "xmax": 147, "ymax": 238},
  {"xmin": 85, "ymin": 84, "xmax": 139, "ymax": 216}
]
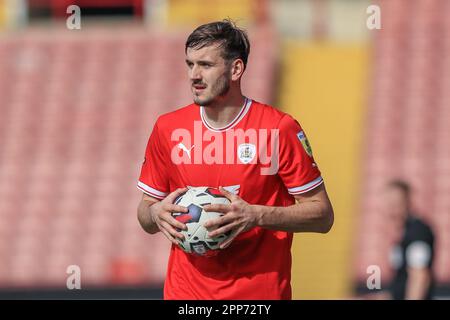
[
  {"xmin": 358, "ymin": 180, "xmax": 436, "ymax": 300},
  {"xmin": 383, "ymin": 180, "xmax": 435, "ymax": 300}
]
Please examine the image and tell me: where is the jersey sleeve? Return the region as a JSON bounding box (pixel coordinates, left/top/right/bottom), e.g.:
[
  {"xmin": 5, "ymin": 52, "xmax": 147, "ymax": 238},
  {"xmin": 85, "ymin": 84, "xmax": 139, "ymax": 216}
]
[
  {"xmin": 137, "ymin": 120, "xmax": 169, "ymax": 199},
  {"xmin": 405, "ymin": 222, "xmax": 435, "ymax": 269},
  {"xmin": 277, "ymin": 114, "xmax": 323, "ymax": 195}
]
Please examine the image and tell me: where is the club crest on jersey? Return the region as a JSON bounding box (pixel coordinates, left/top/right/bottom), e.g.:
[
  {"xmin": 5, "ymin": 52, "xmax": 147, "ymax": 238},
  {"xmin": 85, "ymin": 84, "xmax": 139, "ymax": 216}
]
[
  {"xmin": 237, "ymin": 143, "xmax": 256, "ymax": 164},
  {"xmin": 297, "ymin": 131, "xmax": 313, "ymax": 157}
]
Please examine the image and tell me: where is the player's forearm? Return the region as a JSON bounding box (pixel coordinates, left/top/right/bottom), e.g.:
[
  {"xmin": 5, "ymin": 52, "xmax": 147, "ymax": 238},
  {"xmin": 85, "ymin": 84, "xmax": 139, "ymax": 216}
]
[
  {"xmin": 405, "ymin": 268, "xmax": 431, "ymax": 300},
  {"xmin": 137, "ymin": 199, "xmax": 160, "ymax": 234},
  {"xmin": 254, "ymin": 200, "xmax": 333, "ymax": 233}
]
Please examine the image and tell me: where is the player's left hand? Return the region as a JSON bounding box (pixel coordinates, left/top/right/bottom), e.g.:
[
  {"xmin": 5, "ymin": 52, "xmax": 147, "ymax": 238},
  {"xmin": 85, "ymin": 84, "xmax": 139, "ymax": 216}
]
[{"xmin": 203, "ymin": 187, "xmax": 258, "ymax": 249}]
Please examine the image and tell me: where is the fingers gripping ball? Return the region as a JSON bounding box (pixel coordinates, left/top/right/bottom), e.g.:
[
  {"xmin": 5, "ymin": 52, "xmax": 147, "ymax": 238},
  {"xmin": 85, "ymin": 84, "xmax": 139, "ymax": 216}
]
[{"xmin": 172, "ymin": 187, "xmax": 231, "ymax": 257}]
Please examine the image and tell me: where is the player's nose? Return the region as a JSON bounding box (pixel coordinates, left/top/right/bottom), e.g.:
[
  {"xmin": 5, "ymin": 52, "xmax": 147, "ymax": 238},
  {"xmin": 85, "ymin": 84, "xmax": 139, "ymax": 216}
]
[{"xmin": 189, "ymin": 65, "xmax": 202, "ymax": 81}]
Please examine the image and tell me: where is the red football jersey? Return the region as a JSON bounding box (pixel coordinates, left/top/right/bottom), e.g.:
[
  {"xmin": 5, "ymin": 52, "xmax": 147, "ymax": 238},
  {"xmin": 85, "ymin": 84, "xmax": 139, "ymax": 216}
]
[{"xmin": 138, "ymin": 98, "xmax": 323, "ymax": 299}]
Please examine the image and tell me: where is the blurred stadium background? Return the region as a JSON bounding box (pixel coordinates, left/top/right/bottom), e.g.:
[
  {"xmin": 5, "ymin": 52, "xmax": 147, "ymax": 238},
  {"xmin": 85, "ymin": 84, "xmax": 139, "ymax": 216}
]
[{"xmin": 0, "ymin": 0, "xmax": 448, "ymax": 299}]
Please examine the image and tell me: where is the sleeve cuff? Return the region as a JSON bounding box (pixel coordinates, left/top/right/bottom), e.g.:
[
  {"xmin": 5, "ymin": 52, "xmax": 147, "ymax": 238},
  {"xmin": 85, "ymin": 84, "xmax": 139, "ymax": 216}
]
[
  {"xmin": 137, "ymin": 181, "xmax": 168, "ymax": 200},
  {"xmin": 287, "ymin": 176, "xmax": 324, "ymax": 195}
]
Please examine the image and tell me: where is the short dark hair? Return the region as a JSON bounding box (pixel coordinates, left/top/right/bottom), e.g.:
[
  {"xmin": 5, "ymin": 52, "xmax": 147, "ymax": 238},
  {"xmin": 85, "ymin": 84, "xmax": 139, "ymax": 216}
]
[
  {"xmin": 185, "ymin": 19, "xmax": 250, "ymax": 68},
  {"xmin": 387, "ymin": 180, "xmax": 411, "ymax": 197}
]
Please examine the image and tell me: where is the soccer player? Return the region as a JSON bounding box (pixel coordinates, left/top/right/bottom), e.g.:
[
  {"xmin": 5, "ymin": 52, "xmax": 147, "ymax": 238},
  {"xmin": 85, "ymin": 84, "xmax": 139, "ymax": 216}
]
[{"xmin": 137, "ymin": 20, "xmax": 334, "ymax": 300}]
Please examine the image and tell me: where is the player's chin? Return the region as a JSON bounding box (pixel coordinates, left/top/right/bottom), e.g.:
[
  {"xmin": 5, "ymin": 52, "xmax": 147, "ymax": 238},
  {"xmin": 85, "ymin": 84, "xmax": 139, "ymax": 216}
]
[{"xmin": 193, "ymin": 95, "xmax": 211, "ymax": 106}]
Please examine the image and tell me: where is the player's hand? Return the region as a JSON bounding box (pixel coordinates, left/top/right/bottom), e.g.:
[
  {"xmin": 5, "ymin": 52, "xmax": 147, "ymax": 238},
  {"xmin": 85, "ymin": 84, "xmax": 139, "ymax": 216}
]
[
  {"xmin": 203, "ymin": 187, "xmax": 258, "ymax": 249},
  {"xmin": 150, "ymin": 188, "xmax": 189, "ymax": 245}
]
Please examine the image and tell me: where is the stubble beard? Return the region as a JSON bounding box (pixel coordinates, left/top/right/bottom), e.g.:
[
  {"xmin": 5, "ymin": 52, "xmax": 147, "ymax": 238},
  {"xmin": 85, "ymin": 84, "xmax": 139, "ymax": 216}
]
[{"xmin": 193, "ymin": 72, "xmax": 231, "ymax": 106}]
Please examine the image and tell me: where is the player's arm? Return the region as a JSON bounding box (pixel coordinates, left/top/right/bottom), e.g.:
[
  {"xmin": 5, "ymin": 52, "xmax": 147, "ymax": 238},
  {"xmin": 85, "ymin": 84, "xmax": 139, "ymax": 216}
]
[
  {"xmin": 137, "ymin": 193, "xmax": 161, "ymax": 234},
  {"xmin": 403, "ymin": 240, "xmax": 433, "ymax": 299},
  {"xmin": 255, "ymin": 183, "xmax": 334, "ymax": 233},
  {"xmin": 137, "ymin": 120, "xmax": 190, "ymax": 244},
  {"xmin": 405, "ymin": 267, "xmax": 432, "ymax": 300},
  {"xmin": 137, "ymin": 189, "xmax": 189, "ymax": 245},
  {"xmin": 204, "ymin": 184, "xmax": 334, "ymax": 249}
]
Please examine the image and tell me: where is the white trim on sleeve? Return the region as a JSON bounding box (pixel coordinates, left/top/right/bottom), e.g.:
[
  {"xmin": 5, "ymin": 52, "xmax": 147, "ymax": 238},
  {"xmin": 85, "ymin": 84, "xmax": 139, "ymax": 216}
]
[
  {"xmin": 137, "ymin": 181, "xmax": 168, "ymax": 199},
  {"xmin": 287, "ymin": 176, "xmax": 324, "ymax": 195}
]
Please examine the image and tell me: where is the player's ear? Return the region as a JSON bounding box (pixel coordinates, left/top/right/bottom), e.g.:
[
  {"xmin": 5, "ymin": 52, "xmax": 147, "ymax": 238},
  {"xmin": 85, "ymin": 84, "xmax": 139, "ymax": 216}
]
[{"xmin": 230, "ymin": 59, "xmax": 245, "ymax": 81}]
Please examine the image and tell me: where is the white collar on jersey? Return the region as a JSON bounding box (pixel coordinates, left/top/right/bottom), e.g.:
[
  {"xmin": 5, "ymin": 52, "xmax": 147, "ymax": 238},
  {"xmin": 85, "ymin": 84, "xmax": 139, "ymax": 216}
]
[{"xmin": 200, "ymin": 97, "xmax": 252, "ymax": 132}]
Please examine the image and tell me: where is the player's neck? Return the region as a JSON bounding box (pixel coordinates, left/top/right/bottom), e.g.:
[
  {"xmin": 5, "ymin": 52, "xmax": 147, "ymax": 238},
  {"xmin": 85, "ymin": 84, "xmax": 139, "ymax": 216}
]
[{"xmin": 202, "ymin": 93, "xmax": 246, "ymax": 129}]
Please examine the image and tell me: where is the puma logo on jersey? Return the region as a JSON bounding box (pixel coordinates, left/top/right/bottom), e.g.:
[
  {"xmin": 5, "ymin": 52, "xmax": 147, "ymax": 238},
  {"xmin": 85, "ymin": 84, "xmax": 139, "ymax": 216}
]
[{"xmin": 178, "ymin": 143, "xmax": 195, "ymax": 159}]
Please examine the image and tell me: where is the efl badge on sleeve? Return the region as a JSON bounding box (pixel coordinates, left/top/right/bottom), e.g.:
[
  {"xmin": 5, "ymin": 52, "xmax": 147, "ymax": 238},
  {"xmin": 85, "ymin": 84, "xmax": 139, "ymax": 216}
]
[{"xmin": 297, "ymin": 131, "xmax": 313, "ymax": 157}]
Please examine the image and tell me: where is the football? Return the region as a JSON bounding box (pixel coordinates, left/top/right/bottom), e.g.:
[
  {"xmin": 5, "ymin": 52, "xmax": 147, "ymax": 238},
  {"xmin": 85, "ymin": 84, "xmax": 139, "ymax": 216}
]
[{"xmin": 172, "ymin": 187, "xmax": 231, "ymax": 256}]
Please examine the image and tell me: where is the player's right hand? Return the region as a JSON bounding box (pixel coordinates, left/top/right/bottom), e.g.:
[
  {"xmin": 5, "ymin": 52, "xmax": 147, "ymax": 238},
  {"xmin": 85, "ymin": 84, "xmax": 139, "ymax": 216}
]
[{"xmin": 149, "ymin": 188, "xmax": 189, "ymax": 245}]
